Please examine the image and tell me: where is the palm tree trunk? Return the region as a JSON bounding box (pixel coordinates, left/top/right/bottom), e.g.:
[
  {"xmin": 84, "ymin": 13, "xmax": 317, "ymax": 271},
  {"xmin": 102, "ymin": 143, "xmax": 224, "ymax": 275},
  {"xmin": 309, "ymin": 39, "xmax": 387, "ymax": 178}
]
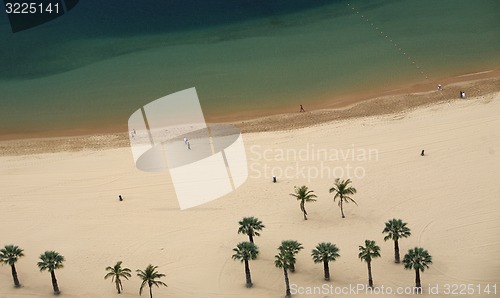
[
  {"xmin": 248, "ymin": 233, "xmax": 254, "ymax": 243},
  {"xmin": 394, "ymin": 240, "xmax": 400, "ymax": 263},
  {"xmin": 415, "ymin": 269, "xmax": 422, "ymax": 293},
  {"xmin": 323, "ymin": 260, "xmax": 330, "ymax": 281},
  {"xmin": 11, "ymin": 264, "xmax": 20, "ymax": 287},
  {"xmin": 367, "ymin": 261, "xmax": 373, "ymax": 288},
  {"xmin": 301, "ymin": 201, "xmax": 307, "ymax": 220},
  {"xmin": 149, "ymin": 283, "xmax": 153, "ymax": 298},
  {"xmin": 50, "ymin": 270, "xmax": 60, "ymax": 294},
  {"xmin": 283, "ymin": 268, "xmax": 291, "ymax": 298},
  {"xmin": 116, "ymin": 280, "xmax": 121, "ymax": 294},
  {"xmin": 244, "ymin": 259, "xmax": 253, "ymax": 288},
  {"xmin": 340, "ymin": 200, "xmax": 345, "ymax": 218}
]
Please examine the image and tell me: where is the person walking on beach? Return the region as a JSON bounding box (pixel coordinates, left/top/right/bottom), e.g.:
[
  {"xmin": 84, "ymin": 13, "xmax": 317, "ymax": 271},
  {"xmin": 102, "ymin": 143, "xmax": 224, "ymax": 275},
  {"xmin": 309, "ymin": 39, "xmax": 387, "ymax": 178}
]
[
  {"xmin": 187, "ymin": 140, "xmax": 191, "ymax": 150},
  {"xmin": 300, "ymin": 104, "xmax": 305, "ymax": 112},
  {"xmin": 184, "ymin": 137, "xmax": 187, "ymax": 144}
]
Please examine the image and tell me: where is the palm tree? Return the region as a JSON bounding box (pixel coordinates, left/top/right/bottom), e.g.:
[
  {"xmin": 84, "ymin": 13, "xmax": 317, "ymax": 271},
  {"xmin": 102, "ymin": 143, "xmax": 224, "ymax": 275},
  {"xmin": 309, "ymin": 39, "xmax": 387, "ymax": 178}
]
[
  {"xmin": 403, "ymin": 247, "xmax": 432, "ymax": 293},
  {"xmin": 290, "ymin": 185, "xmax": 317, "ymax": 220},
  {"xmin": 278, "ymin": 240, "xmax": 303, "ymax": 273},
  {"xmin": 0, "ymin": 245, "xmax": 24, "ymax": 287},
  {"xmin": 311, "ymin": 242, "xmax": 340, "ymax": 281},
  {"xmin": 358, "ymin": 240, "xmax": 381, "ymax": 288},
  {"xmin": 232, "ymin": 242, "xmax": 259, "ymax": 288},
  {"xmin": 382, "ymin": 218, "xmax": 411, "ymax": 263},
  {"xmin": 238, "ymin": 217, "xmax": 265, "ymax": 244},
  {"xmin": 329, "ymin": 178, "xmax": 357, "ymax": 218},
  {"xmin": 37, "ymin": 251, "xmax": 65, "ymax": 294},
  {"xmin": 275, "ymin": 251, "xmax": 293, "ymax": 298},
  {"xmin": 136, "ymin": 264, "xmax": 168, "ymax": 298},
  {"xmin": 105, "ymin": 261, "xmax": 132, "ymax": 294}
]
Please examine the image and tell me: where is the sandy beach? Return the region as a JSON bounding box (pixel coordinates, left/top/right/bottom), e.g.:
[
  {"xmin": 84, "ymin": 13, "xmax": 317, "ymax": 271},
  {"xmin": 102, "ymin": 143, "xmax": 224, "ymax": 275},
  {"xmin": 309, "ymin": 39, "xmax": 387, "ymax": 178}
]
[{"xmin": 1, "ymin": 79, "xmax": 499, "ymax": 297}]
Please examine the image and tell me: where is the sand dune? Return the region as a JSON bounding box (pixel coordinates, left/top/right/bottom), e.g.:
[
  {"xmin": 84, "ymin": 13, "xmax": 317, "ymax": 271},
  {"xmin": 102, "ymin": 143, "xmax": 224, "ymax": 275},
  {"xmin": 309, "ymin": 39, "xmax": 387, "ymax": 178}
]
[{"xmin": 1, "ymin": 92, "xmax": 499, "ymax": 297}]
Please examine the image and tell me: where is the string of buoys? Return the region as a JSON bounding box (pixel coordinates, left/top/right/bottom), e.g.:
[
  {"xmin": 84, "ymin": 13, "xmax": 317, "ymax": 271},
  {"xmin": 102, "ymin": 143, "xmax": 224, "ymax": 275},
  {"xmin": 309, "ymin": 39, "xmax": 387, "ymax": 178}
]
[{"xmin": 347, "ymin": 3, "xmax": 429, "ymax": 81}]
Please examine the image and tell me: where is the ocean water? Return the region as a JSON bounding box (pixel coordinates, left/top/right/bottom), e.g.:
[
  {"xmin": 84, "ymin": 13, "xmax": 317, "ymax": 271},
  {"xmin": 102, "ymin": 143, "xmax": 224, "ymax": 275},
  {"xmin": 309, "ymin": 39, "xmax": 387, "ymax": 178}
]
[{"xmin": 0, "ymin": 0, "xmax": 499, "ymax": 137}]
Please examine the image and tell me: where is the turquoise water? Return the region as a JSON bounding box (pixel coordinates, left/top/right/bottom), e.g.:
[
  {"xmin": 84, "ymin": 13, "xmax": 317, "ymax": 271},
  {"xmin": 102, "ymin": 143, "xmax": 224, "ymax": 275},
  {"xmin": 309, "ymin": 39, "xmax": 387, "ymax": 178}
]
[{"xmin": 0, "ymin": 0, "xmax": 499, "ymax": 137}]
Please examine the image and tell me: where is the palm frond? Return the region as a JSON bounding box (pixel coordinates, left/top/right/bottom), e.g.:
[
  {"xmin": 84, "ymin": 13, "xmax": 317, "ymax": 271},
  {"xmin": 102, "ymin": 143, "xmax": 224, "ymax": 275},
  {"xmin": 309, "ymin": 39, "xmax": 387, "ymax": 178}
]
[
  {"xmin": 232, "ymin": 242, "xmax": 259, "ymax": 262},
  {"xmin": 37, "ymin": 251, "xmax": 64, "ymax": 272},
  {"xmin": 136, "ymin": 264, "xmax": 168, "ymax": 295},
  {"xmin": 311, "ymin": 242, "xmax": 340, "ymax": 263},
  {"xmin": 0, "ymin": 245, "xmax": 25, "ymax": 265},
  {"xmin": 403, "ymin": 247, "xmax": 432, "ymax": 272},
  {"xmin": 382, "ymin": 219, "xmax": 411, "ymax": 241}
]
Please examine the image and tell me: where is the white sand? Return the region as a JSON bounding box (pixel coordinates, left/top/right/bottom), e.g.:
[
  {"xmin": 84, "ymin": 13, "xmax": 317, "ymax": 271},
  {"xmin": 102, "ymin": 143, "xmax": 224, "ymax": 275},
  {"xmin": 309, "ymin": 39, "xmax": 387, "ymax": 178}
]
[{"xmin": 1, "ymin": 93, "xmax": 499, "ymax": 297}]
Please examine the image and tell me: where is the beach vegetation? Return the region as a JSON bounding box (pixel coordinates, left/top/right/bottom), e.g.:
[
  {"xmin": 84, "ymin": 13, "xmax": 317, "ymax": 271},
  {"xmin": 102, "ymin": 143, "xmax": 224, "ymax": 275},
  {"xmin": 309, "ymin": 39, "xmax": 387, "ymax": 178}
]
[
  {"xmin": 275, "ymin": 250, "xmax": 293, "ymax": 298},
  {"xmin": 290, "ymin": 186, "xmax": 317, "ymax": 220},
  {"xmin": 238, "ymin": 216, "xmax": 265, "ymax": 244},
  {"xmin": 0, "ymin": 244, "xmax": 24, "ymax": 287},
  {"xmin": 136, "ymin": 264, "xmax": 167, "ymax": 298},
  {"xmin": 383, "ymin": 218, "xmax": 411, "ymax": 263},
  {"xmin": 104, "ymin": 261, "xmax": 132, "ymax": 294},
  {"xmin": 37, "ymin": 250, "xmax": 65, "ymax": 295},
  {"xmin": 232, "ymin": 241, "xmax": 259, "ymax": 288},
  {"xmin": 311, "ymin": 242, "xmax": 340, "ymax": 281},
  {"xmin": 278, "ymin": 240, "xmax": 303, "ymax": 273},
  {"xmin": 358, "ymin": 240, "xmax": 381, "ymax": 288},
  {"xmin": 329, "ymin": 178, "xmax": 357, "ymax": 218},
  {"xmin": 403, "ymin": 247, "xmax": 432, "ymax": 293}
]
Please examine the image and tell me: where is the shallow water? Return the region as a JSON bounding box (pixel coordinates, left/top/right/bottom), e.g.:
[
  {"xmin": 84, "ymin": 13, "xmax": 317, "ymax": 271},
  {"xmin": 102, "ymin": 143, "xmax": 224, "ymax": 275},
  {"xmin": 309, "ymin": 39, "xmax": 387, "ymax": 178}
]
[{"xmin": 0, "ymin": 0, "xmax": 499, "ymax": 136}]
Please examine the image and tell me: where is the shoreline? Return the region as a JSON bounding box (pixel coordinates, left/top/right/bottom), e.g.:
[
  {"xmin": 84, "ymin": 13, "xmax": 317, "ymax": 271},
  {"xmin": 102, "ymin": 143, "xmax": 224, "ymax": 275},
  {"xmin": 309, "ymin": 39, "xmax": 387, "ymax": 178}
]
[{"xmin": 1, "ymin": 70, "xmax": 499, "ymax": 156}]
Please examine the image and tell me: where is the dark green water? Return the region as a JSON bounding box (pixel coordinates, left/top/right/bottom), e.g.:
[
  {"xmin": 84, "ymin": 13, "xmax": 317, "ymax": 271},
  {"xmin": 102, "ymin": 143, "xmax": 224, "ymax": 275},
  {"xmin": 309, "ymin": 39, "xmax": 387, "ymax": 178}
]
[{"xmin": 0, "ymin": 0, "xmax": 499, "ymax": 137}]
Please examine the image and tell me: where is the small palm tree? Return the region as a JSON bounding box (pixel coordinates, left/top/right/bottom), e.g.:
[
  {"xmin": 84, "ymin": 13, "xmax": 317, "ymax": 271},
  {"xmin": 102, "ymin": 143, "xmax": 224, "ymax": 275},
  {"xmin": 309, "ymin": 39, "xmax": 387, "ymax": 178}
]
[
  {"xmin": 358, "ymin": 240, "xmax": 381, "ymax": 288},
  {"xmin": 403, "ymin": 247, "xmax": 432, "ymax": 293},
  {"xmin": 329, "ymin": 178, "xmax": 357, "ymax": 218},
  {"xmin": 382, "ymin": 218, "xmax": 411, "ymax": 263},
  {"xmin": 37, "ymin": 251, "xmax": 65, "ymax": 295},
  {"xmin": 278, "ymin": 240, "xmax": 303, "ymax": 273},
  {"xmin": 311, "ymin": 242, "xmax": 340, "ymax": 281},
  {"xmin": 275, "ymin": 251, "xmax": 293, "ymax": 298},
  {"xmin": 232, "ymin": 242, "xmax": 259, "ymax": 288},
  {"xmin": 290, "ymin": 185, "xmax": 317, "ymax": 220},
  {"xmin": 238, "ymin": 217, "xmax": 265, "ymax": 244},
  {"xmin": 136, "ymin": 264, "xmax": 168, "ymax": 298},
  {"xmin": 105, "ymin": 261, "xmax": 132, "ymax": 294},
  {"xmin": 0, "ymin": 245, "xmax": 24, "ymax": 287}
]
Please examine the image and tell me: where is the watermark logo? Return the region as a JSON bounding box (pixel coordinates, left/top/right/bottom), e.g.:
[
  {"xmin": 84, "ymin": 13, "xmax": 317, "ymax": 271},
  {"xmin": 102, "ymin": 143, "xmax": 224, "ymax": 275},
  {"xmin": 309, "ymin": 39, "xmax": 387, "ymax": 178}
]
[
  {"xmin": 249, "ymin": 144, "xmax": 378, "ymax": 182},
  {"xmin": 128, "ymin": 88, "xmax": 248, "ymax": 210}
]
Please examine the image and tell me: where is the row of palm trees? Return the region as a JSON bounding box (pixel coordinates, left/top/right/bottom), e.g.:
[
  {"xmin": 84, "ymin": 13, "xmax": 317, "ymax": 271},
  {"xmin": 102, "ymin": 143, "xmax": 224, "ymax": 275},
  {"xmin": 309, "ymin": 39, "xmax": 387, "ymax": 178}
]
[
  {"xmin": 0, "ymin": 246, "xmax": 64, "ymax": 294},
  {"xmin": 290, "ymin": 178, "xmax": 357, "ymax": 220},
  {"xmin": 0, "ymin": 245, "xmax": 167, "ymax": 297},
  {"xmin": 234, "ymin": 216, "xmax": 433, "ymax": 297}
]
